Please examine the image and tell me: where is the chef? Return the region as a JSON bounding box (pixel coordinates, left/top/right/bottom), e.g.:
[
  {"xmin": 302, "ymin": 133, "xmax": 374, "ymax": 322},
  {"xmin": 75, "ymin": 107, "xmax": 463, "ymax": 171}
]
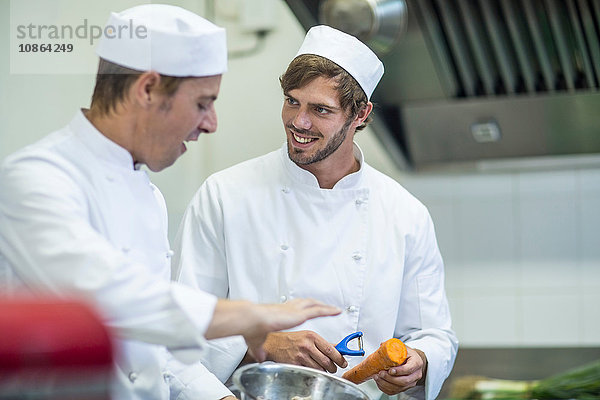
[
  {"xmin": 0, "ymin": 6, "xmax": 340, "ymax": 400},
  {"xmin": 173, "ymin": 25, "xmax": 459, "ymax": 399}
]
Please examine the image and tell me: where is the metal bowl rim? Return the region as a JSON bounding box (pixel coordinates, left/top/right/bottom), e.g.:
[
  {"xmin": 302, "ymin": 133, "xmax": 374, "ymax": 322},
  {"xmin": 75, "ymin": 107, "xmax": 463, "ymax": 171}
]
[{"xmin": 232, "ymin": 362, "xmax": 369, "ymax": 398}]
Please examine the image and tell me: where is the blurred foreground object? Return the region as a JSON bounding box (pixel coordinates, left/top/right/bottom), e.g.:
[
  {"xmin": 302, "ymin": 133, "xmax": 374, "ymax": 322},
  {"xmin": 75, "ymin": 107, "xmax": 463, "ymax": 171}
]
[
  {"xmin": 0, "ymin": 299, "xmax": 114, "ymax": 400},
  {"xmin": 449, "ymin": 359, "xmax": 600, "ymax": 399}
]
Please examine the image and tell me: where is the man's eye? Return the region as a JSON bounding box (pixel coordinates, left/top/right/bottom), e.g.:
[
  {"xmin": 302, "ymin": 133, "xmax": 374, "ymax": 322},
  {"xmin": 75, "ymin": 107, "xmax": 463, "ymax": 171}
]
[
  {"xmin": 198, "ymin": 104, "xmax": 206, "ymax": 110},
  {"xmin": 316, "ymin": 107, "xmax": 329, "ymax": 114},
  {"xmin": 286, "ymin": 97, "xmax": 298, "ymax": 105}
]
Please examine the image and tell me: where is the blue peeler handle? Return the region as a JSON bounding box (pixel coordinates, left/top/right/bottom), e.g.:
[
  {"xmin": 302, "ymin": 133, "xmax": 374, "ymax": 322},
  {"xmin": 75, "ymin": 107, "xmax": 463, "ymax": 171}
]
[{"xmin": 335, "ymin": 331, "xmax": 365, "ymax": 356}]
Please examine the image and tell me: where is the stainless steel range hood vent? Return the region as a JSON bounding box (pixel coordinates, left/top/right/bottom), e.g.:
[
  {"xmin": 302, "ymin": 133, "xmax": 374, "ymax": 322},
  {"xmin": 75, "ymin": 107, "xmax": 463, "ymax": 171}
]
[
  {"xmin": 417, "ymin": 0, "xmax": 600, "ymax": 97},
  {"xmin": 285, "ymin": 0, "xmax": 600, "ymax": 171}
]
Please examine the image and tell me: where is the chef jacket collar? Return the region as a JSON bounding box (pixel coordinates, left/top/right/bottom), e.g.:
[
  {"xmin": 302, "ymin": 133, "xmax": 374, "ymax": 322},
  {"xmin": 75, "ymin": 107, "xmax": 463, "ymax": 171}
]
[
  {"xmin": 71, "ymin": 109, "xmax": 136, "ymax": 170},
  {"xmin": 281, "ymin": 142, "xmax": 365, "ymax": 189}
]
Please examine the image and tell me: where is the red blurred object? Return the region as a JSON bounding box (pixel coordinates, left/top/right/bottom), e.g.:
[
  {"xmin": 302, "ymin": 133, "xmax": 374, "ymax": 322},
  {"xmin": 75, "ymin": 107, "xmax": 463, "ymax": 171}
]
[{"xmin": 0, "ymin": 298, "xmax": 114, "ymax": 400}]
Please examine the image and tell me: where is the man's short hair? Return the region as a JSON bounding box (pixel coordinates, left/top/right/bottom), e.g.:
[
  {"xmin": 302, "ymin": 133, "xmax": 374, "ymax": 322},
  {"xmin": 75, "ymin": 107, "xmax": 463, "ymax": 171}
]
[
  {"xmin": 90, "ymin": 59, "xmax": 190, "ymax": 116},
  {"xmin": 279, "ymin": 54, "xmax": 372, "ymax": 131}
]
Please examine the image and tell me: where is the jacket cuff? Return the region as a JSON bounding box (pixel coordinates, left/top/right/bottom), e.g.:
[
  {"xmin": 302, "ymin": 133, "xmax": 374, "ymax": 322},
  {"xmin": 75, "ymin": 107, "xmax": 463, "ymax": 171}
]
[{"xmin": 166, "ymin": 356, "xmax": 232, "ymax": 400}]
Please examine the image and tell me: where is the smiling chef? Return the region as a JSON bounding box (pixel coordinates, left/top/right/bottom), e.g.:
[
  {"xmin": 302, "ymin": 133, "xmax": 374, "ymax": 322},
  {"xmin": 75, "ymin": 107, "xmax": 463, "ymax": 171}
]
[
  {"xmin": 0, "ymin": 5, "xmax": 342, "ymax": 400},
  {"xmin": 173, "ymin": 25, "xmax": 459, "ymax": 400}
]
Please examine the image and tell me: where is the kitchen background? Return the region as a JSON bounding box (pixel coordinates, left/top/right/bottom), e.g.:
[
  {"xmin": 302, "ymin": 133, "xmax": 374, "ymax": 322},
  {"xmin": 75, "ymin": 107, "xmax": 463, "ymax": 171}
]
[{"xmin": 1, "ymin": 0, "xmax": 599, "ymax": 387}]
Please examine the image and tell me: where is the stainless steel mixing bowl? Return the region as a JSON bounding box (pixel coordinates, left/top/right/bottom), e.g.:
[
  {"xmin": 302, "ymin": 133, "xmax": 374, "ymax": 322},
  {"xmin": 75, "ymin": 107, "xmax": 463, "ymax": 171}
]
[{"xmin": 231, "ymin": 363, "xmax": 369, "ymax": 400}]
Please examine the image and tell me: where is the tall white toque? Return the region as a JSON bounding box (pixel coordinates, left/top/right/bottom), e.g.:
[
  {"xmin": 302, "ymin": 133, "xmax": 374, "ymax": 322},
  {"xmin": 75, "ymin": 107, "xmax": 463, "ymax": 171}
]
[
  {"xmin": 295, "ymin": 25, "xmax": 384, "ymax": 100},
  {"xmin": 96, "ymin": 4, "xmax": 227, "ymax": 77}
]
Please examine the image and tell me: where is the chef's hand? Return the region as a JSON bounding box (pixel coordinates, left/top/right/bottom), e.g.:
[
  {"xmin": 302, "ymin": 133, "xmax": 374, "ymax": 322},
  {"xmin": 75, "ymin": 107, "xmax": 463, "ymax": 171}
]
[
  {"xmin": 206, "ymin": 298, "xmax": 341, "ymax": 362},
  {"xmin": 260, "ymin": 330, "xmax": 348, "ymax": 373},
  {"xmin": 244, "ymin": 300, "xmax": 342, "ymax": 362},
  {"xmin": 373, "ymin": 347, "xmax": 427, "ymax": 395}
]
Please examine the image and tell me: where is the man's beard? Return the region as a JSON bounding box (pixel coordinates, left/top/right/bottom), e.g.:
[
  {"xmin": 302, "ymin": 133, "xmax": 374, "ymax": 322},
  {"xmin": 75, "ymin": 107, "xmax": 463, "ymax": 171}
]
[{"xmin": 288, "ymin": 118, "xmax": 353, "ymax": 165}]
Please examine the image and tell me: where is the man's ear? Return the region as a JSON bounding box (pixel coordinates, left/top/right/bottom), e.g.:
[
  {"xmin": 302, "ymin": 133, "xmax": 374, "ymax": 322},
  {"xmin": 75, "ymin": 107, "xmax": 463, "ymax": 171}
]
[
  {"xmin": 132, "ymin": 71, "xmax": 161, "ymax": 108},
  {"xmin": 354, "ymin": 101, "xmax": 373, "ymax": 125}
]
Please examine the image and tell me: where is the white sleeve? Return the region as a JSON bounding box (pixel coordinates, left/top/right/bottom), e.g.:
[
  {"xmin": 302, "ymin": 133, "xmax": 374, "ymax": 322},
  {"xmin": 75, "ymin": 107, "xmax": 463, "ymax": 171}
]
[
  {"xmin": 0, "ymin": 155, "xmax": 216, "ymax": 364},
  {"xmin": 166, "ymin": 351, "xmax": 233, "ymax": 400},
  {"xmin": 172, "ymin": 179, "xmax": 248, "ymax": 380},
  {"xmin": 172, "ymin": 178, "xmax": 229, "ymax": 296},
  {"xmin": 396, "ymin": 207, "xmax": 459, "ymax": 400}
]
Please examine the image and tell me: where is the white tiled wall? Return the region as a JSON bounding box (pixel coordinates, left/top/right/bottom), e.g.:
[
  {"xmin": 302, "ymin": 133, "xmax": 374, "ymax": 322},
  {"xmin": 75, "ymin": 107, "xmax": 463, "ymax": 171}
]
[{"xmin": 400, "ymin": 168, "xmax": 600, "ymax": 347}]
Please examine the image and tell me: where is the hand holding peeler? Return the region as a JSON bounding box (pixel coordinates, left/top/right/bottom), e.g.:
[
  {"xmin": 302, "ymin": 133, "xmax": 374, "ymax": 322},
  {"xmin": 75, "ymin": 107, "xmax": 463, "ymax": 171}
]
[{"xmin": 335, "ymin": 331, "xmax": 365, "ymax": 356}]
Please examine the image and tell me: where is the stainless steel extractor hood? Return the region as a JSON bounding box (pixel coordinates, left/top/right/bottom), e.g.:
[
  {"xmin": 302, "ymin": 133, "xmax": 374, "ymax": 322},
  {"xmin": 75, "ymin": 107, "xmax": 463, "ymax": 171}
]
[{"xmin": 284, "ymin": 0, "xmax": 600, "ymax": 171}]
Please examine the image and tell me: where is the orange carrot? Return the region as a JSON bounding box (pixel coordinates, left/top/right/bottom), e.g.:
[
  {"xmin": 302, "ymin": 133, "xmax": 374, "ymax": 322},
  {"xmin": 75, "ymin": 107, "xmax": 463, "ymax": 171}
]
[{"xmin": 342, "ymin": 338, "xmax": 408, "ymax": 384}]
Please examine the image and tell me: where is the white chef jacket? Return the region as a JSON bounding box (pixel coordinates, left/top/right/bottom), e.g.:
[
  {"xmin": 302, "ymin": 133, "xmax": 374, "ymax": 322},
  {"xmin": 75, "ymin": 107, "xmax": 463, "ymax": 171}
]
[
  {"xmin": 0, "ymin": 111, "xmax": 232, "ymax": 400},
  {"xmin": 173, "ymin": 143, "xmax": 459, "ymax": 400}
]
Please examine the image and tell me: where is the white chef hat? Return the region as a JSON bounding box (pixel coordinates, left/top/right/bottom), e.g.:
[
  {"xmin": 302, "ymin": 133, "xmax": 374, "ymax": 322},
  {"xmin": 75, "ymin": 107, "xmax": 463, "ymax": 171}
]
[
  {"xmin": 295, "ymin": 25, "xmax": 384, "ymax": 99},
  {"xmin": 96, "ymin": 4, "xmax": 227, "ymax": 77}
]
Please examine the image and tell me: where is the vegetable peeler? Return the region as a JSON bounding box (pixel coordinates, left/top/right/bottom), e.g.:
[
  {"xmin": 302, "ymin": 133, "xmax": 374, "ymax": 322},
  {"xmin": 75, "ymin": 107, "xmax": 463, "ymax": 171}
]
[{"xmin": 335, "ymin": 331, "xmax": 365, "ymax": 356}]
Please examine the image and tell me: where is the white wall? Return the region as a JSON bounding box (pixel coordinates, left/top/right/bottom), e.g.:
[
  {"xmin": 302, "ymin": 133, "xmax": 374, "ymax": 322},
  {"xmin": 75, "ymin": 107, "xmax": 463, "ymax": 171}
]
[
  {"xmin": 401, "ymin": 169, "xmax": 600, "ymax": 347},
  {"xmin": 1, "ymin": 0, "xmax": 598, "ymax": 348}
]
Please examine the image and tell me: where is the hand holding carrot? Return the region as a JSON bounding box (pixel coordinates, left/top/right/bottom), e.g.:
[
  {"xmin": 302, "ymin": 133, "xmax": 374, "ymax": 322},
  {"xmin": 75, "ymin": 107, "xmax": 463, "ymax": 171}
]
[
  {"xmin": 373, "ymin": 347, "xmax": 427, "ymax": 395},
  {"xmin": 342, "ymin": 338, "xmax": 408, "ymax": 384},
  {"xmin": 342, "ymin": 338, "xmax": 427, "ymax": 396}
]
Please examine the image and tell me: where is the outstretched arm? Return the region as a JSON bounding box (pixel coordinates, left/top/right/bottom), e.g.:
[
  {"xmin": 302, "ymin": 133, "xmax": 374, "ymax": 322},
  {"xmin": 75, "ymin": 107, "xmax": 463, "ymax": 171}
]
[{"xmin": 206, "ymin": 298, "xmax": 341, "ymax": 362}]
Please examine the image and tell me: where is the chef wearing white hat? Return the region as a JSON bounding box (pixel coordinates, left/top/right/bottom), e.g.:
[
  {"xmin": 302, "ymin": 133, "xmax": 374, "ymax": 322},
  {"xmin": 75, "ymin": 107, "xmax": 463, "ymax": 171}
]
[
  {"xmin": 0, "ymin": 6, "xmax": 341, "ymax": 400},
  {"xmin": 174, "ymin": 25, "xmax": 458, "ymax": 400}
]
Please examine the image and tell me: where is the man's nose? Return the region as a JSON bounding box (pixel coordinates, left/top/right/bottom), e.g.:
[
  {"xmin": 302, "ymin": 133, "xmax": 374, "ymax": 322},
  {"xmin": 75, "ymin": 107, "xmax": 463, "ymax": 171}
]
[
  {"xmin": 200, "ymin": 103, "xmax": 217, "ymax": 134},
  {"xmin": 292, "ymin": 108, "xmax": 312, "ymax": 131}
]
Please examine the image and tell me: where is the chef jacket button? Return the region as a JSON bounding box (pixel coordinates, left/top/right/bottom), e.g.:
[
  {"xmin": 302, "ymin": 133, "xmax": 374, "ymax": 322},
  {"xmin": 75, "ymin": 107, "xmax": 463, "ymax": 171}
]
[
  {"xmin": 128, "ymin": 371, "xmax": 138, "ymax": 383},
  {"xmin": 280, "ymin": 244, "xmax": 289, "ymax": 251},
  {"xmin": 352, "ymin": 252, "xmax": 362, "ymax": 261},
  {"xmin": 106, "ymin": 175, "xmax": 114, "ymax": 182},
  {"xmin": 346, "ymin": 305, "xmax": 358, "ymax": 313},
  {"xmin": 280, "ymin": 295, "xmax": 287, "ymax": 303},
  {"xmin": 122, "ymin": 247, "xmax": 131, "ymax": 253},
  {"xmin": 281, "ymin": 186, "xmax": 290, "ymax": 194},
  {"xmin": 166, "ymin": 250, "xmax": 174, "ymax": 258},
  {"xmin": 163, "ymin": 372, "xmax": 172, "ymax": 382}
]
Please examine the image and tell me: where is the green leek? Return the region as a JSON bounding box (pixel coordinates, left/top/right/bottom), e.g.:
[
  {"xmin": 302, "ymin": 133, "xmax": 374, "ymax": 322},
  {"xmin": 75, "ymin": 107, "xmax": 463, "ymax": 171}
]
[{"xmin": 449, "ymin": 359, "xmax": 600, "ymax": 400}]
